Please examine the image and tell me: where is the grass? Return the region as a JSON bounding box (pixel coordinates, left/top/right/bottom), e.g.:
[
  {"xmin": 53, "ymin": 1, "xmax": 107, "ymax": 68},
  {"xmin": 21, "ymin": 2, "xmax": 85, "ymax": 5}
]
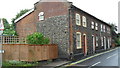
[{"xmin": 2, "ymin": 60, "xmax": 39, "ymax": 68}]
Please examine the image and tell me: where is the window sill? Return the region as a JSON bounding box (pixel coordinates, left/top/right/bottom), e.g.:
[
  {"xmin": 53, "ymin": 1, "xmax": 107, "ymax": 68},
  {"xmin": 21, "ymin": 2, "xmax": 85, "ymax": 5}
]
[{"xmin": 76, "ymin": 47, "xmax": 82, "ymax": 49}]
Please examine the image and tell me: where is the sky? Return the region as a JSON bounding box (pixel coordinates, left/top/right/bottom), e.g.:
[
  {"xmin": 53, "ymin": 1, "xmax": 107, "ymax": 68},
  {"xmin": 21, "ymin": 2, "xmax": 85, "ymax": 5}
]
[{"xmin": 0, "ymin": 0, "xmax": 119, "ymax": 27}]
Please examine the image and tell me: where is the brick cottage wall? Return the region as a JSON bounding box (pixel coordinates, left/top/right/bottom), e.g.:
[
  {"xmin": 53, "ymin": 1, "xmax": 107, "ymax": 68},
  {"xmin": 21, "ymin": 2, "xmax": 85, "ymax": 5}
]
[
  {"xmin": 37, "ymin": 15, "xmax": 70, "ymax": 58},
  {"xmin": 16, "ymin": 12, "xmax": 37, "ymax": 38}
]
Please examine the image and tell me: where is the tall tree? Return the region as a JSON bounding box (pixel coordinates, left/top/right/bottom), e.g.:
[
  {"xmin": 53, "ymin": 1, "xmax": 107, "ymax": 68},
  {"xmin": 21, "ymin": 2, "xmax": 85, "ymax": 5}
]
[{"xmin": 2, "ymin": 18, "xmax": 17, "ymax": 36}]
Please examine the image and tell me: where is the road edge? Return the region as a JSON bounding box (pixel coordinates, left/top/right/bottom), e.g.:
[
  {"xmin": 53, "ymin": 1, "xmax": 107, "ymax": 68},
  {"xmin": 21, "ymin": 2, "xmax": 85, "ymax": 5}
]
[{"xmin": 64, "ymin": 47, "xmax": 118, "ymax": 67}]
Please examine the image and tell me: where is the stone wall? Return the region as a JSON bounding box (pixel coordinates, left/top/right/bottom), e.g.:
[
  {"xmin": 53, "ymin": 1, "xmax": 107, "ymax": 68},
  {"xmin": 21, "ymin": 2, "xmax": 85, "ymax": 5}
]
[{"xmin": 37, "ymin": 15, "xmax": 70, "ymax": 58}]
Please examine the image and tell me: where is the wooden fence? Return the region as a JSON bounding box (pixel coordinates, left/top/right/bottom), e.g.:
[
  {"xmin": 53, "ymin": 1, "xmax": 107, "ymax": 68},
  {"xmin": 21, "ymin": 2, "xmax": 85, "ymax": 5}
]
[
  {"xmin": 1, "ymin": 36, "xmax": 58, "ymax": 61},
  {"xmin": 2, "ymin": 44, "xmax": 58, "ymax": 61}
]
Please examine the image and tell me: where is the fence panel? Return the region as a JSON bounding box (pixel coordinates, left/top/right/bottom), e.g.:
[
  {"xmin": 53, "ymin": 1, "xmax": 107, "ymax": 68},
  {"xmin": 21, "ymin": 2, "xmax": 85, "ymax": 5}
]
[{"xmin": 3, "ymin": 44, "xmax": 58, "ymax": 62}]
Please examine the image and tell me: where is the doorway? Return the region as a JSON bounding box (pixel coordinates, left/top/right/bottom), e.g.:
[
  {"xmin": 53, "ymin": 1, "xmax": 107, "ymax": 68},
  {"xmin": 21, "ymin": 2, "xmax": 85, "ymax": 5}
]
[
  {"xmin": 104, "ymin": 36, "xmax": 106, "ymax": 50},
  {"xmin": 92, "ymin": 35, "xmax": 95, "ymax": 52},
  {"xmin": 83, "ymin": 34, "xmax": 87, "ymax": 56}
]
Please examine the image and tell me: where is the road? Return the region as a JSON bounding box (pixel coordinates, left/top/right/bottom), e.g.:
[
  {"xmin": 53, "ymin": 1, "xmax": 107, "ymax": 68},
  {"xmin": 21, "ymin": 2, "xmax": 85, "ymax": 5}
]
[{"xmin": 65, "ymin": 47, "xmax": 120, "ymax": 68}]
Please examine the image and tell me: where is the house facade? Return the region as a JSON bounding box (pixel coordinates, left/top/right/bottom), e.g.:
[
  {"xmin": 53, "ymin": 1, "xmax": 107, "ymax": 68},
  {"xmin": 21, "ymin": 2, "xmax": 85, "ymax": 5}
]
[{"xmin": 15, "ymin": 0, "xmax": 112, "ymax": 59}]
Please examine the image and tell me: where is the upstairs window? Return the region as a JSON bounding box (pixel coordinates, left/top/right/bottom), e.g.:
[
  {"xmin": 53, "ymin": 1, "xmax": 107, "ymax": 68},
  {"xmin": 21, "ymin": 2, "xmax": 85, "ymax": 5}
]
[
  {"xmin": 82, "ymin": 16, "xmax": 87, "ymax": 27},
  {"xmin": 76, "ymin": 13, "xmax": 81, "ymax": 25},
  {"xmin": 91, "ymin": 21, "xmax": 94, "ymax": 29},
  {"xmin": 76, "ymin": 32, "xmax": 82, "ymax": 49},
  {"xmin": 38, "ymin": 12, "xmax": 44, "ymax": 21},
  {"xmin": 95, "ymin": 23, "xmax": 98, "ymax": 30},
  {"xmin": 103, "ymin": 25, "xmax": 105, "ymax": 32}
]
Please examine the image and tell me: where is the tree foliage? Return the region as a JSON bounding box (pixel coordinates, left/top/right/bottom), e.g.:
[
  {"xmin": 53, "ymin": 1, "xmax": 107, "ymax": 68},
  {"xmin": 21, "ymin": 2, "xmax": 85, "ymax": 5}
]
[
  {"xmin": 110, "ymin": 23, "xmax": 119, "ymax": 45},
  {"xmin": 27, "ymin": 32, "xmax": 50, "ymax": 45},
  {"xmin": 2, "ymin": 18, "xmax": 17, "ymax": 36},
  {"xmin": 12, "ymin": 9, "xmax": 30, "ymax": 23},
  {"xmin": 2, "ymin": 9, "xmax": 30, "ymax": 36}
]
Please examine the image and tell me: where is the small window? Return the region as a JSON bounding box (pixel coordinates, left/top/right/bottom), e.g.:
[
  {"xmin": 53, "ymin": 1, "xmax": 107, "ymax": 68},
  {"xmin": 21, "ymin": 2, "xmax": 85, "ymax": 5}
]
[
  {"xmin": 95, "ymin": 23, "xmax": 98, "ymax": 30},
  {"xmin": 103, "ymin": 25, "xmax": 105, "ymax": 32},
  {"xmin": 82, "ymin": 16, "xmax": 87, "ymax": 27},
  {"xmin": 38, "ymin": 12, "xmax": 44, "ymax": 21},
  {"xmin": 96, "ymin": 36, "xmax": 98, "ymax": 47},
  {"xmin": 91, "ymin": 21, "xmax": 94, "ymax": 29},
  {"xmin": 76, "ymin": 13, "xmax": 81, "ymax": 25},
  {"xmin": 76, "ymin": 32, "xmax": 82, "ymax": 49}
]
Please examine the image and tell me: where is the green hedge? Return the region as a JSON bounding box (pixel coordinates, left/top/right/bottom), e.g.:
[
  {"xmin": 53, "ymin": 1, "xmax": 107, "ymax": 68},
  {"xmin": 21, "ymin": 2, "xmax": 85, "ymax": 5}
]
[{"xmin": 26, "ymin": 32, "xmax": 50, "ymax": 45}]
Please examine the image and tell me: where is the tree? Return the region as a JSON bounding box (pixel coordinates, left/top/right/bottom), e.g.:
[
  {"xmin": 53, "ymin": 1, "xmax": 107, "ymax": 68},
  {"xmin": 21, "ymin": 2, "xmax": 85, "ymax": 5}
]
[
  {"xmin": 11, "ymin": 9, "xmax": 30, "ymax": 23},
  {"xmin": 2, "ymin": 9, "xmax": 30, "ymax": 36},
  {"xmin": 110, "ymin": 23, "xmax": 119, "ymax": 46},
  {"xmin": 2, "ymin": 18, "xmax": 17, "ymax": 36}
]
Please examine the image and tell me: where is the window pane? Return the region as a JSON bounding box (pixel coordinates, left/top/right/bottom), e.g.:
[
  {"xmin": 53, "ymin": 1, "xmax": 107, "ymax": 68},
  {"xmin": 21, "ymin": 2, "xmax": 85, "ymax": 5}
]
[
  {"xmin": 82, "ymin": 16, "xmax": 87, "ymax": 27},
  {"xmin": 76, "ymin": 13, "xmax": 81, "ymax": 25},
  {"xmin": 91, "ymin": 22, "xmax": 94, "ymax": 29},
  {"xmin": 39, "ymin": 12, "xmax": 44, "ymax": 21},
  {"xmin": 76, "ymin": 32, "xmax": 81, "ymax": 49}
]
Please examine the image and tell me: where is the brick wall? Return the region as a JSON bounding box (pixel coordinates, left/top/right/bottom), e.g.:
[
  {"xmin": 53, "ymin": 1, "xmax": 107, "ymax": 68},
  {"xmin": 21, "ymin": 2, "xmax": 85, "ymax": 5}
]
[{"xmin": 16, "ymin": 12, "xmax": 36, "ymax": 38}]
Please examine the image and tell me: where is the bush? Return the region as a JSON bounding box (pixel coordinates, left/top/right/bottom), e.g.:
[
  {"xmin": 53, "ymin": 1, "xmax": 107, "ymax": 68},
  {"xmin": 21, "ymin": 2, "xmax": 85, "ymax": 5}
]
[
  {"xmin": 2, "ymin": 60, "xmax": 38, "ymax": 67},
  {"xmin": 27, "ymin": 32, "xmax": 50, "ymax": 45}
]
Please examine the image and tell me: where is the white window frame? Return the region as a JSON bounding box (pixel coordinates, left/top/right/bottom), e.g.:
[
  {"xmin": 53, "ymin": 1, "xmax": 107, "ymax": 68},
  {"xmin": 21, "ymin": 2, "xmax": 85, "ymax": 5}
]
[
  {"xmin": 95, "ymin": 23, "xmax": 98, "ymax": 30},
  {"xmin": 76, "ymin": 32, "xmax": 82, "ymax": 49},
  {"xmin": 82, "ymin": 16, "xmax": 87, "ymax": 27},
  {"xmin": 101, "ymin": 37, "xmax": 103, "ymax": 46},
  {"xmin": 92, "ymin": 35, "xmax": 95, "ymax": 51},
  {"xmin": 76, "ymin": 13, "xmax": 81, "ymax": 25},
  {"xmin": 38, "ymin": 12, "xmax": 44, "ymax": 21},
  {"xmin": 91, "ymin": 21, "xmax": 94, "ymax": 29}
]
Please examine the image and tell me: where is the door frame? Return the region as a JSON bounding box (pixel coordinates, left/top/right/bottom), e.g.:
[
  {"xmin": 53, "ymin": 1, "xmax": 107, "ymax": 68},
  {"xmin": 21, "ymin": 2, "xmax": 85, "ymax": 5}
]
[
  {"xmin": 83, "ymin": 33, "xmax": 87, "ymax": 56},
  {"xmin": 104, "ymin": 36, "xmax": 106, "ymax": 50},
  {"xmin": 107, "ymin": 37, "xmax": 110, "ymax": 49},
  {"xmin": 92, "ymin": 35, "xmax": 95, "ymax": 52}
]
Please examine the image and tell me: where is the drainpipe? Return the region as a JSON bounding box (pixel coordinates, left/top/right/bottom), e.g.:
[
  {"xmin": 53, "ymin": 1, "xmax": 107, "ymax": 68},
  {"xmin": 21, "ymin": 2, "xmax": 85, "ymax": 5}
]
[{"xmin": 68, "ymin": 3, "xmax": 73, "ymax": 60}]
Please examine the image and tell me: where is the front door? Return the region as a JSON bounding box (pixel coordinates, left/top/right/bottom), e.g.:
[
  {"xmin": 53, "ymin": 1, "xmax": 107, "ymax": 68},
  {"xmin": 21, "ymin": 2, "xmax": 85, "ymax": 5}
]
[
  {"xmin": 83, "ymin": 34, "xmax": 87, "ymax": 56},
  {"xmin": 104, "ymin": 36, "xmax": 106, "ymax": 50},
  {"xmin": 108, "ymin": 37, "xmax": 110, "ymax": 49},
  {"xmin": 92, "ymin": 35, "xmax": 95, "ymax": 52}
]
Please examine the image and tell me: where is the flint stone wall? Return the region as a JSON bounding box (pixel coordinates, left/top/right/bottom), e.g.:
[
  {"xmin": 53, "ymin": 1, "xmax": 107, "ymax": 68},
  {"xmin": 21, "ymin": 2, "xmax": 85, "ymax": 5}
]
[{"xmin": 37, "ymin": 15, "xmax": 70, "ymax": 58}]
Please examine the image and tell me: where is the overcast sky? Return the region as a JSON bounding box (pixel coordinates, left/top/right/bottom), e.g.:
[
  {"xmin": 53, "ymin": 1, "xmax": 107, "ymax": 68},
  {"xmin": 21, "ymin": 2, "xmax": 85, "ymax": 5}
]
[{"xmin": 0, "ymin": 0, "xmax": 119, "ymax": 26}]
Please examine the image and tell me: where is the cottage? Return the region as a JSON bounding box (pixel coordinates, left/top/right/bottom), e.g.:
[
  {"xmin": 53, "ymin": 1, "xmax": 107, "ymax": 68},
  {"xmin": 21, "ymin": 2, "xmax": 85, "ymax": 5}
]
[{"xmin": 15, "ymin": 0, "xmax": 112, "ymax": 59}]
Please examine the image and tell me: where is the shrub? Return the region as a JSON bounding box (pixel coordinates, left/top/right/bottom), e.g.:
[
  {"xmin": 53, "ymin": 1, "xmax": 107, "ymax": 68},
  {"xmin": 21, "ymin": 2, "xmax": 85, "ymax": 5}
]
[{"xmin": 27, "ymin": 32, "xmax": 50, "ymax": 45}]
